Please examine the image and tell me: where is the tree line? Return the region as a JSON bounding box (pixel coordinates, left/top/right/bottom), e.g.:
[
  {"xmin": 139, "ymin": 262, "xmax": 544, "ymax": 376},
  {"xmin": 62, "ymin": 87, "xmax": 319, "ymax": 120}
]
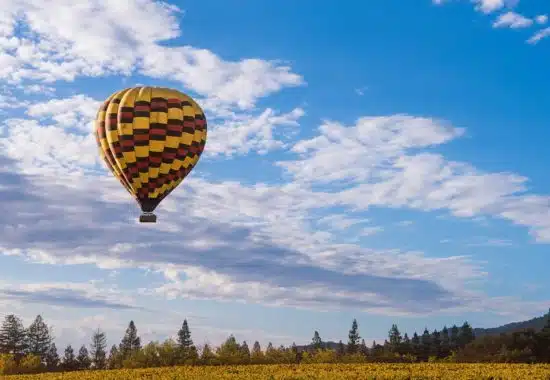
[{"xmin": 0, "ymin": 310, "xmax": 549, "ymax": 375}]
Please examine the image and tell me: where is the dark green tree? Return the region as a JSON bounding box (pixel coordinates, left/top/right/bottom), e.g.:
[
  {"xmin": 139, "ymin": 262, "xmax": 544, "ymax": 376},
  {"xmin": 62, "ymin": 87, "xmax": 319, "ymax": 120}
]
[
  {"xmin": 0, "ymin": 314, "xmax": 28, "ymax": 361},
  {"xmin": 535, "ymin": 308, "xmax": 550, "ymax": 362},
  {"xmin": 27, "ymin": 315, "xmax": 52, "ymax": 360},
  {"xmin": 76, "ymin": 345, "xmax": 91, "ymax": 370},
  {"xmin": 90, "ymin": 328, "xmax": 107, "ymax": 369},
  {"xmin": 119, "ymin": 321, "xmax": 140, "ymax": 358},
  {"xmin": 401, "ymin": 333, "xmax": 412, "ymax": 356},
  {"xmin": 240, "ymin": 340, "xmax": 250, "ymax": 362},
  {"xmin": 440, "ymin": 326, "xmax": 450, "ymax": 357},
  {"xmin": 449, "ymin": 325, "xmax": 459, "ymax": 351},
  {"xmin": 107, "ymin": 345, "xmax": 120, "ymax": 369},
  {"xmin": 347, "ymin": 319, "xmax": 361, "ymax": 354},
  {"xmin": 177, "ymin": 319, "xmax": 196, "ymax": 363},
  {"xmin": 459, "ymin": 321, "xmax": 475, "ymax": 347},
  {"xmin": 63, "ymin": 345, "xmax": 76, "ymax": 371},
  {"xmin": 411, "ymin": 332, "xmax": 420, "ymax": 359},
  {"xmin": 44, "ymin": 342, "xmax": 60, "ymax": 371},
  {"xmin": 420, "ymin": 328, "xmax": 431, "ymax": 361},
  {"xmin": 311, "ymin": 330, "xmax": 323, "ymax": 351},
  {"xmin": 431, "ymin": 329, "xmax": 441, "ymax": 357},
  {"xmin": 388, "ymin": 324, "xmax": 402, "ymax": 354},
  {"xmin": 177, "ymin": 319, "xmax": 193, "ymax": 350}
]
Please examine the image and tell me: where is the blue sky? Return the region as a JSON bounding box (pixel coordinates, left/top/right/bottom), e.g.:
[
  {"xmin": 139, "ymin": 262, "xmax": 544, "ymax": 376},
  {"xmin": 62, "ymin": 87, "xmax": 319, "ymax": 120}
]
[{"xmin": 0, "ymin": 0, "xmax": 549, "ymax": 351}]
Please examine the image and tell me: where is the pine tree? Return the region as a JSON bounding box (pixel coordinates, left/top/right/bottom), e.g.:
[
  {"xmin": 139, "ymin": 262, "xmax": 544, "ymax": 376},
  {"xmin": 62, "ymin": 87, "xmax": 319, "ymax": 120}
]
[
  {"xmin": 311, "ymin": 330, "xmax": 323, "ymax": 351},
  {"xmin": 440, "ymin": 326, "xmax": 450, "ymax": 358},
  {"xmin": 63, "ymin": 345, "xmax": 76, "ymax": 371},
  {"xmin": 250, "ymin": 341, "xmax": 263, "ymax": 363},
  {"xmin": 0, "ymin": 314, "xmax": 28, "ymax": 361},
  {"xmin": 107, "ymin": 345, "xmax": 119, "ymax": 369},
  {"xmin": 449, "ymin": 325, "xmax": 459, "ymax": 352},
  {"xmin": 90, "ymin": 328, "xmax": 107, "ymax": 369},
  {"xmin": 401, "ymin": 333, "xmax": 411, "ymax": 356},
  {"xmin": 420, "ymin": 328, "xmax": 431, "ymax": 361},
  {"xmin": 27, "ymin": 315, "xmax": 52, "ymax": 360},
  {"xmin": 411, "ymin": 332, "xmax": 420, "ymax": 358},
  {"xmin": 388, "ymin": 324, "xmax": 402, "ymax": 354},
  {"xmin": 177, "ymin": 319, "xmax": 196, "ymax": 362},
  {"xmin": 44, "ymin": 343, "xmax": 60, "ymax": 371},
  {"xmin": 177, "ymin": 319, "xmax": 193, "ymax": 349},
  {"xmin": 431, "ymin": 329, "xmax": 441, "ymax": 358},
  {"xmin": 360, "ymin": 338, "xmax": 369, "ymax": 356},
  {"xmin": 119, "ymin": 321, "xmax": 140, "ymax": 358},
  {"xmin": 240, "ymin": 340, "xmax": 250, "ymax": 362},
  {"xmin": 347, "ymin": 319, "xmax": 361, "ymax": 354},
  {"xmin": 458, "ymin": 321, "xmax": 475, "ymax": 347},
  {"xmin": 76, "ymin": 345, "xmax": 91, "ymax": 370}
]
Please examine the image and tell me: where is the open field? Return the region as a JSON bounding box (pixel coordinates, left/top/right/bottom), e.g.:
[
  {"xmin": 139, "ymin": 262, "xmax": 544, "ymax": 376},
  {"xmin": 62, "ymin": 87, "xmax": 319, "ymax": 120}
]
[{"xmin": 4, "ymin": 364, "xmax": 550, "ymax": 380}]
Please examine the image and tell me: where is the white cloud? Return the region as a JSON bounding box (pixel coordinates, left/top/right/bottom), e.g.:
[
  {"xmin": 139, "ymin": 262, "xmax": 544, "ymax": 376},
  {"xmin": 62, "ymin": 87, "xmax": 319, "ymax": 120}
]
[
  {"xmin": 0, "ymin": 118, "xmax": 100, "ymax": 176},
  {"xmin": 527, "ymin": 27, "xmax": 550, "ymax": 44},
  {"xmin": 278, "ymin": 116, "xmax": 550, "ymax": 242},
  {"xmin": 26, "ymin": 94, "xmax": 100, "ymax": 132},
  {"xmin": 493, "ymin": 12, "xmax": 533, "ymax": 29},
  {"xmin": 0, "ymin": 0, "xmax": 304, "ymax": 108},
  {"xmin": 206, "ymin": 107, "xmax": 305, "ymax": 157},
  {"xmin": 474, "ymin": 0, "xmax": 506, "ymax": 14},
  {"xmin": 536, "ymin": 15, "xmax": 548, "ymax": 25},
  {"xmin": 277, "ymin": 115, "xmax": 464, "ymax": 185}
]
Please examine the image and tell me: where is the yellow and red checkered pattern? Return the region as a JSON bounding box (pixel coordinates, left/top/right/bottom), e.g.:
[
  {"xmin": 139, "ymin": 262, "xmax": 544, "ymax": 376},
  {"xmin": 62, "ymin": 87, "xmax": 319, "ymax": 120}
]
[{"xmin": 94, "ymin": 87, "xmax": 207, "ymax": 212}]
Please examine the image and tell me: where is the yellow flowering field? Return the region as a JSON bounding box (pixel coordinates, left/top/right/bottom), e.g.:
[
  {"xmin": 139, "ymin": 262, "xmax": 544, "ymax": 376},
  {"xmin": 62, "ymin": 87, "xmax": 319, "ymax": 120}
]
[{"xmin": 4, "ymin": 363, "xmax": 550, "ymax": 380}]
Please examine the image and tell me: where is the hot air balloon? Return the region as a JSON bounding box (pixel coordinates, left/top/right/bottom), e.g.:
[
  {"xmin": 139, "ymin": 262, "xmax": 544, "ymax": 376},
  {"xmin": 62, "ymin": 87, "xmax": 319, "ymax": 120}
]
[{"xmin": 94, "ymin": 86, "xmax": 207, "ymax": 223}]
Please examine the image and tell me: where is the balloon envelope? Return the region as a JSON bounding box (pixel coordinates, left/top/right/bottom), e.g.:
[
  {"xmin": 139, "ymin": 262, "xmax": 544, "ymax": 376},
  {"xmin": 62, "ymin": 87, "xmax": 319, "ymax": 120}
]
[{"xmin": 94, "ymin": 86, "xmax": 207, "ymax": 220}]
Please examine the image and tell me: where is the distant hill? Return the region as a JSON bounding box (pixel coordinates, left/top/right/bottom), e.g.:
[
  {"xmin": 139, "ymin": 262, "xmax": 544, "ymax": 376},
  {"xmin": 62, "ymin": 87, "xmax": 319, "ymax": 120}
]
[
  {"xmin": 474, "ymin": 309, "xmax": 550, "ymax": 337},
  {"xmin": 295, "ymin": 309, "xmax": 549, "ymax": 350}
]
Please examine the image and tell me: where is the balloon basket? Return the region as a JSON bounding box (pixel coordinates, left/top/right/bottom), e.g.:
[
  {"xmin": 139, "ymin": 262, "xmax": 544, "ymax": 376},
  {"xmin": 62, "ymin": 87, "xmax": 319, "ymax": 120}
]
[{"xmin": 139, "ymin": 213, "xmax": 157, "ymax": 223}]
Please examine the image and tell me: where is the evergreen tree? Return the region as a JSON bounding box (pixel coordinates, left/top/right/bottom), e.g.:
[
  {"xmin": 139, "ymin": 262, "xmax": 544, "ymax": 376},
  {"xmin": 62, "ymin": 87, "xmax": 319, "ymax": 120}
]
[
  {"xmin": 431, "ymin": 329, "xmax": 441, "ymax": 358},
  {"xmin": 312, "ymin": 330, "xmax": 323, "ymax": 351},
  {"xmin": 534, "ymin": 308, "xmax": 550, "ymax": 362},
  {"xmin": 411, "ymin": 332, "xmax": 420, "ymax": 358},
  {"xmin": 459, "ymin": 321, "xmax": 475, "ymax": 347},
  {"xmin": 107, "ymin": 345, "xmax": 120, "ymax": 369},
  {"xmin": 76, "ymin": 345, "xmax": 91, "ymax": 370},
  {"xmin": 401, "ymin": 333, "xmax": 412, "ymax": 356},
  {"xmin": 63, "ymin": 345, "xmax": 76, "ymax": 371},
  {"xmin": 177, "ymin": 319, "xmax": 196, "ymax": 362},
  {"xmin": 252, "ymin": 341, "xmax": 261, "ymax": 355},
  {"xmin": 44, "ymin": 343, "xmax": 60, "ymax": 371},
  {"xmin": 449, "ymin": 325, "xmax": 459, "ymax": 351},
  {"xmin": 420, "ymin": 328, "xmax": 431, "ymax": 361},
  {"xmin": 347, "ymin": 319, "xmax": 361, "ymax": 354},
  {"xmin": 388, "ymin": 324, "xmax": 402, "ymax": 354},
  {"xmin": 251, "ymin": 341, "xmax": 263, "ymax": 363},
  {"xmin": 0, "ymin": 314, "xmax": 28, "ymax": 361},
  {"xmin": 360, "ymin": 338, "xmax": 369, "ymax": 356},
  {"xmin": 27, "ymin": 315, "xmax": 52, "ymax": 359},
  {"xmin": 177, "ymin": 319, "xmax": 193, "ymax": 350},
  {"xmin": 90, "ymin": 328, "xmax": 107, "ymax": 369},
  {"xmin": 440, "ymin": 326, "xmax": 450, "ymax": 357},
  {"xmin": 119, "ymin": 321, "xmax": 140, "ymax": 358},
  {"xmin": 240, "ymin": 340, "xmax": 250, "ymax": 362}
]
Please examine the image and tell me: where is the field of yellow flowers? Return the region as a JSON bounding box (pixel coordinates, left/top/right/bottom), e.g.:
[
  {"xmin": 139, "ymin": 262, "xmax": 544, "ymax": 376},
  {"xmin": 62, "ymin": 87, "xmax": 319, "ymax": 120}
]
[
  {"xmin": 4, "ymin": 363, "xmax": 550, "ymax": 379},
  {"xmin": 5, "ymin": 363, "xmax": 550, "ymax": 380}
]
